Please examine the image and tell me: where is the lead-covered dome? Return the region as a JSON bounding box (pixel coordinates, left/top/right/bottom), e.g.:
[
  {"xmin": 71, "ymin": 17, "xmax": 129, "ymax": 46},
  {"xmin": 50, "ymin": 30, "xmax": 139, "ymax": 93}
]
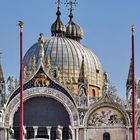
[{"xmin": 24, "ymin": 36, "xmax": 103, "ymax": 92}]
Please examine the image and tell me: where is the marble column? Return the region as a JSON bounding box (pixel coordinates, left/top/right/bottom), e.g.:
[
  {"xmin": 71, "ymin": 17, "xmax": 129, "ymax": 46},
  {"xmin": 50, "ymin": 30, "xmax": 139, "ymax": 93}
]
[
  {"xmin": 126, "ymin": 127, "xmax": 129, "ymax": 140},
  {"xmin": 47, "ymin": 126, "xmax": 51, "ymax": 140},
  {"xmin": 33, "ymin": 126, "xmax": 38, "ymax": 138},
  {"xmin": 84, "ymin": 128, "xmax": 87, "ymax": 140},
  {"xmin": 76, "ymin": 128, "xmax": 79, "ymax": 140}
]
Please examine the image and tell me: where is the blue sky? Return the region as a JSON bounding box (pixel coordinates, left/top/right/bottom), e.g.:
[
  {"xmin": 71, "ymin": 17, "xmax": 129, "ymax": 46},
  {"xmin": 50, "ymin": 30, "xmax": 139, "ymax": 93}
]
[{"xmin": 0, "ymin": 0, "xmax": 140, "ymax": 99}]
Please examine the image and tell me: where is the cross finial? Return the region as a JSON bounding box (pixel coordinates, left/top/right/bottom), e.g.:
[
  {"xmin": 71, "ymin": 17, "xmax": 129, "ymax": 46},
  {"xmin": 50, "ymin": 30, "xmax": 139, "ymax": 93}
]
[
  {"xmin": 55, "ymin": 0, "xmax": 62, "ymax": 9},
  {"xmin": 132, "ymin": 24, "xmax": 134, "ymax": 34},
  {"xmin": 55, "ymin": 0, "xmax": 62, "ymax": 16},
  {"xmin": 65, "ymin": 0, "xmax": 78, "ymax": 17}
]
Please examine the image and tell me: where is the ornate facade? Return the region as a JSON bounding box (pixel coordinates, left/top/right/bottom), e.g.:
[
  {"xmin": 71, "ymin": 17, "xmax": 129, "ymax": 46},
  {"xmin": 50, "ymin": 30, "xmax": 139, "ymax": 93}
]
[{"xmin": 0, "ymin": 1, "xmax": 140, "ymax": 140}]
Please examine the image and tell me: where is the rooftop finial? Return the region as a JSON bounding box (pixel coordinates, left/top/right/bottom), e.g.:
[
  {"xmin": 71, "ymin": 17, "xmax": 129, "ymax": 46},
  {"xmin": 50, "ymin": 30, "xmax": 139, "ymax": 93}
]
[
  {"xmin": 55, "ymin": 0, "xmax": 62, "ymax": 16},
  {"xmin": 18, "ymin": 21, "xmax": 24, "ymax": 31},
  {"xmin": 65, "ymin": 0, "xmax": 78, "ymax": 20},
  {"xmin": 132, "ymin": 24, "xmax": 134, "ymax": 34}
]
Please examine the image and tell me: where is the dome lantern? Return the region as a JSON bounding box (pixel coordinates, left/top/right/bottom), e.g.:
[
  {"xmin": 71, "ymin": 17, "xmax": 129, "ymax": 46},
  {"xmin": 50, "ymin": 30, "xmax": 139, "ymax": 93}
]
[{"xmin": 51, "ymin": 0, "xmax": 66, "ymax": 37}]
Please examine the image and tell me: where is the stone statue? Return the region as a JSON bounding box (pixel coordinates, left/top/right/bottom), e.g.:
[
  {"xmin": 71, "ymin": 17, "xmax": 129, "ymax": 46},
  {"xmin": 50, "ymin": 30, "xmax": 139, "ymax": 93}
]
[
  {"xmin": 38, "ymin": 33, "xmax": 45, "ymax": 61},
  {"xmin": 56, "ymin": 125, "xmax": 62, "ymax": 139},
  {"xmin": 103, "ymin": 72, "xmax": 109, "ymax": 93},
  {"xmin": 79, "ymin": 88, "xmax": 87, "ymax": 106},
  {"xmin": 30, "ymin": 55, "xmax": 37, "ymax": 73},
  {"xmin": 7, "ymin": 76, "xmax": 14, "ymax": 94},
  {"xmin": 0, "ymin": 110, "xmax": 3, "ymax": 123},
  {"xmin": 14, "ymin": 78, "xmax": 19, "ymax": 89},
  {"xmin": 79, "ymin": 111, "xmax": 85, "ymax": 124},
  {"xmin": 103, "ymin": 72, "xmax": 109, "ymax": 84},
  {"xmin": 23, "ymin": 125, "xmax": 27, "ymax": 138},
  {"xmin": 46, "ymin": 55, "xmax": 51, "ymax": 71},
  {"xmin": 9, "ymin": 126, "xmax": 14, "ymax": 139}
]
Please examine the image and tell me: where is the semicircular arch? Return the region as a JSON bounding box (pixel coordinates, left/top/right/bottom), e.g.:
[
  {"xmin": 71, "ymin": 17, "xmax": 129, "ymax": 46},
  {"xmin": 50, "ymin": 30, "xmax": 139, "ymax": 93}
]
[
  {"xmin": 4, "ymin": 87, "xmax": 79, "ymax": 128},
  {"xmin": 84, "ymin": 103, "xmax": 130, "ymax": 127}
]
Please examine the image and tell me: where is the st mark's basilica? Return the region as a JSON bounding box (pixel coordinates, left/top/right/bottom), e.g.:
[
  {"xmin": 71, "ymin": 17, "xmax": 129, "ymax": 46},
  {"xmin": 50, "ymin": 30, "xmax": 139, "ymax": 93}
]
[{"xmin": 0, "ymin": 1, "xmax": 140, "ymax": 140}]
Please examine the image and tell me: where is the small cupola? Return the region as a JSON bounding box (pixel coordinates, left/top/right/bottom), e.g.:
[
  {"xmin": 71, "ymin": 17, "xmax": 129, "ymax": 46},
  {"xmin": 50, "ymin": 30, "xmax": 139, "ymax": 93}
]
[{"xmin": 51, "ymin": 0, "xmax": 66, "ymax": 37}]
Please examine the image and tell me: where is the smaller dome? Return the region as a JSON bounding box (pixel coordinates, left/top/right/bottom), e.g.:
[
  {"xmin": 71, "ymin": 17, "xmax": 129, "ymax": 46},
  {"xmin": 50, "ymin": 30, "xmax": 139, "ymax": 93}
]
[
  {"xmin": 51, "ymin": 9, "xmax": 66, "ymax": 37},
  {"xmin": 66, "ymin": 13, "xmax": 84, "ymax": 42}
]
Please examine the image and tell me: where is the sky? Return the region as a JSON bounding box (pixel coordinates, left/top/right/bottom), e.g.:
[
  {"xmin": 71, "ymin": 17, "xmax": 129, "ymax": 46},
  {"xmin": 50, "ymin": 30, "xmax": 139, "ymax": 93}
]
[{"xmin": 0, "ymin": 0, "xmax": 140, "ymax": 99}]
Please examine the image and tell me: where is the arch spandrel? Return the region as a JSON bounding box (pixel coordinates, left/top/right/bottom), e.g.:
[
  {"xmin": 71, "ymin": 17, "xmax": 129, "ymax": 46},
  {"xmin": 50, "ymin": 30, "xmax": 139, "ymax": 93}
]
[{"xmin": 87, "ymin": 107, "xmax": 126, "ymax": 127}]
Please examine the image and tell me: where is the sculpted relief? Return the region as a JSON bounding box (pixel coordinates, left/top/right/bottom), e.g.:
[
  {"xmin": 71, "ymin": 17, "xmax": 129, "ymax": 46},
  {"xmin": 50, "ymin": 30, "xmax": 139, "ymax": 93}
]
[{"xmin": 88, "ymin": 107, "xmax": 125, "ymax": 127}]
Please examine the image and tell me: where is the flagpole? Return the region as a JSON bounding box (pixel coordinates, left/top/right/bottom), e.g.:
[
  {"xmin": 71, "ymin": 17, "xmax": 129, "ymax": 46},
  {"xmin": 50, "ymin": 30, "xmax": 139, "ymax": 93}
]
[
  {"xmin": 131, "ymin": 25, "xmax": 136, "ymax": 140},
  {"xmin": 18, "ymin": 21, "xmax": 24, "ymax": 140}
]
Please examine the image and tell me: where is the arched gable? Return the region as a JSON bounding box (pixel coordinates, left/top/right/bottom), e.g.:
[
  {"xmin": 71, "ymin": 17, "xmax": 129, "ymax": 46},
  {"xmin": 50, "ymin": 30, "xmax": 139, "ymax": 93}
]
[{"xmin": 84, "ymin": 103, "xmax": 130, "ymax": 127}]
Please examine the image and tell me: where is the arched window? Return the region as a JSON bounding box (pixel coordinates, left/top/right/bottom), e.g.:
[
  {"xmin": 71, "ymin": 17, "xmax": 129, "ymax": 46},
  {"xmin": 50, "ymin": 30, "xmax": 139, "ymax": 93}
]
[
  {"xmin": 103, "ymin": 132, "xmax": 110, "ymax": 140},
  {"xmin": 92, "ymin": 89, "xmax": 95, "ymax": 97}
]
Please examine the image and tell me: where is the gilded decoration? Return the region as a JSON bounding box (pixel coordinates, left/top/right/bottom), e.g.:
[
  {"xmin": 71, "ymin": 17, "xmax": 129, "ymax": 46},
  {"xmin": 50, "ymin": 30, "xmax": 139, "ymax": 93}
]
[
  {"xmin": 88, "ymin": 107, "xmax": 125, "ymax": 127},
  {"xmin": 33, "ymin": 72, "xmax": 50, "ymax": 87}
]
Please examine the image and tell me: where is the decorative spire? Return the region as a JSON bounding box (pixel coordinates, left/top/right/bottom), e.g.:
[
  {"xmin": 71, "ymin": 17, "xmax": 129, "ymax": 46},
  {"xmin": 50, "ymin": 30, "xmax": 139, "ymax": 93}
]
[
  {"xmin": 78, "ymin": 56, "xmax": 87, "ymax": 83},
  {"xmin": 0, "ymin": 52, "xmax": 4, "ymax": 84},
  {"xmin": 51, "ymin": 0, "xmax": 66, "ymax": 37},
  {"xmin": 0, "ymin": 52, "xmax": 2, "ymax": 64},
  {"xmin": 65, "ymin": 0, "xmax": 84, "ymax": 42}
]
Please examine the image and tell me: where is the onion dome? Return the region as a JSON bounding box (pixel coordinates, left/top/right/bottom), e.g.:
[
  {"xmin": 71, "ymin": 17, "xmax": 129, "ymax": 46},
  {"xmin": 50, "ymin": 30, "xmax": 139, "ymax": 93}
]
[
  {"xmin": 65, "ymin": 11, "xmax": 84, "ymax": 42},
  {"xmin": 51, "ymin": 5, "xmax": 66, "ymax": 37},
  {"xmin": 24, "ymin": 36, "xmax": 104, "ymax": 96}
]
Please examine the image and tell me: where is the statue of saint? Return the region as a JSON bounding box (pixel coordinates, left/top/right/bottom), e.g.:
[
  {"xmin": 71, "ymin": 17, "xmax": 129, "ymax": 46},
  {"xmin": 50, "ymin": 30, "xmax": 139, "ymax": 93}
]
[
  {"xmin": 103, "ymin": 72, "xmax": 109, "ymax": 92},
  {"xmin": 38, "ymin": 33, "xmax": 45, "ymax": 60},
  {"xmin": 79, "ymin": 88, "xmax": 87, "ymax": 106}
]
